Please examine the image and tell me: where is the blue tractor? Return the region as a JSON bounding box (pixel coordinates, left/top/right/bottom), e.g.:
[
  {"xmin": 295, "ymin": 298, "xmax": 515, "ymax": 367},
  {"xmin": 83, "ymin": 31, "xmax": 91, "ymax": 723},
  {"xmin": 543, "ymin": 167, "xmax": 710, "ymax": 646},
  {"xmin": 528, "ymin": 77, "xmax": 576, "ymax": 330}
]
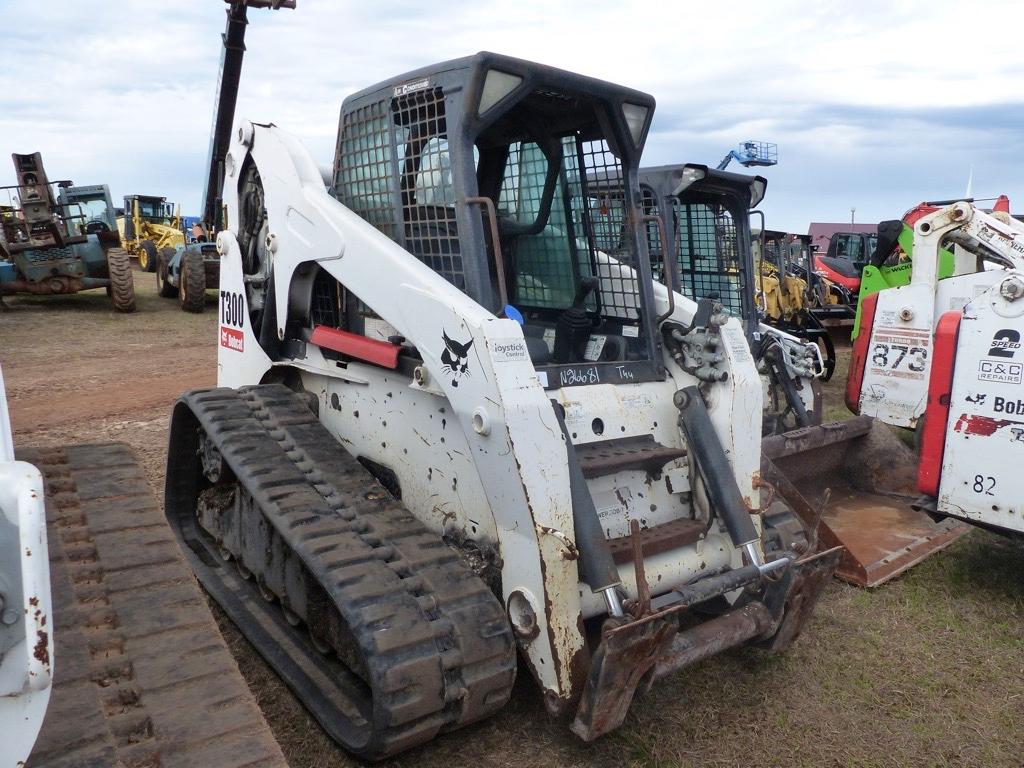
[
  {"xmin": 155, "ymin": 230, "xmax": 218, "ymax": 313},
  {"xmin": 0, "ymin": 153, "xmax": 134, "ymax": 311}
]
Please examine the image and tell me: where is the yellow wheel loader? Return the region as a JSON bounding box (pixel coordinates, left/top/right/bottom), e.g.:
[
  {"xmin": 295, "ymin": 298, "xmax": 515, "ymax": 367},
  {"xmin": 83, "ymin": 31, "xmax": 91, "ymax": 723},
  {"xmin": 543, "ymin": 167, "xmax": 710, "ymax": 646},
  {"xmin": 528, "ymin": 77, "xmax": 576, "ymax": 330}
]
[{"xmin": 117, "ymin": 194, "xmax": 184, "ymax": 272}]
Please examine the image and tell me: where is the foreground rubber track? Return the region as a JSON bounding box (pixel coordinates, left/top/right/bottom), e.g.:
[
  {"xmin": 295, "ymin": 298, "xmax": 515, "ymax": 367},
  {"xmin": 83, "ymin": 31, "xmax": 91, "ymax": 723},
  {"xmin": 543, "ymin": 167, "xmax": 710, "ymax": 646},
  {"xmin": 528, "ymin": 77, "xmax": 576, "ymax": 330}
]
[
  {"xmin": 20, "ymin": 443, "xmax": 287, "ymax": 768},
  {"xmin": 164, "ymin": 385, "xmax": 517, "ymax": 760}
]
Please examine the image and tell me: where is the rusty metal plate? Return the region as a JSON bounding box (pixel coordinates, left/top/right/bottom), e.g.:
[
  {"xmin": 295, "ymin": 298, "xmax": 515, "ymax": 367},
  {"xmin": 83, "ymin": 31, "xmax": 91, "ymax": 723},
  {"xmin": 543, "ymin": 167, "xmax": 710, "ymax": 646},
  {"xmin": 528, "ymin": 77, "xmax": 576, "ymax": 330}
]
[
  {"xmin": 817, "ymin": 491, "xmax": 968, "ymax": 587},
  {"xmin": 570, "ymin": 616, "xmax": 678, "ymax": 742},
  {"xmin": 770, "ymin": 444, "xmax": 966, "ymax": 589},
  {"xmin": 759, "ymin": 545, "xmax": 843, "ymax": 652}
]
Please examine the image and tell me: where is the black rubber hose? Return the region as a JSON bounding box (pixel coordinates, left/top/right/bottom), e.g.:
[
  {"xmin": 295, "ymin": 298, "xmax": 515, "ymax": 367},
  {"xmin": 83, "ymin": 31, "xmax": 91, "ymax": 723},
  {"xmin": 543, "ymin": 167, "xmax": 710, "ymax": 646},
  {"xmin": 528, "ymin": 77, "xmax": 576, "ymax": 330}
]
[{"xmin": 762, "ymin": 341, "xmax": 811, "ymax": 427}]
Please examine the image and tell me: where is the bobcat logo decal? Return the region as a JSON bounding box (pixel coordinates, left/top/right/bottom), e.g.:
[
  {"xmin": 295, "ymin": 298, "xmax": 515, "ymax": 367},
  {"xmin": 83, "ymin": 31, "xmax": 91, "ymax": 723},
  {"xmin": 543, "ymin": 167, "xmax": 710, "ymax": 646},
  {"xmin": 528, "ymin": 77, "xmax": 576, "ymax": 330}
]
[{"xmin": 441, "ymin": 330, "xmax": 473, "ymax": 387}]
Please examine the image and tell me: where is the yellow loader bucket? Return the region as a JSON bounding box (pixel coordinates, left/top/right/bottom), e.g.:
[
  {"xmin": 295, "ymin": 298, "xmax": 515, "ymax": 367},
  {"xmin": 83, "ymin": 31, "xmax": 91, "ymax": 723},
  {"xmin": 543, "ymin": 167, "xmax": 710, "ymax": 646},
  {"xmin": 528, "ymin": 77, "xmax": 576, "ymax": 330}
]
[{"xmin": 762, "ymin": 416, "xmax": 969, "ymax": 587}]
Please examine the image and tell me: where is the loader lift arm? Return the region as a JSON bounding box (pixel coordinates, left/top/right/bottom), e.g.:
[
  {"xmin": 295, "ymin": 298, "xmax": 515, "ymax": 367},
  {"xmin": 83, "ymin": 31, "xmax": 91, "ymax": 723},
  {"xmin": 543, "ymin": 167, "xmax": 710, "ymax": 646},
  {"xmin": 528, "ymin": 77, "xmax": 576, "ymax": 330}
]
[{"xmin": 200, "ymin": 0, "xmax": 295, "ymax": 235}]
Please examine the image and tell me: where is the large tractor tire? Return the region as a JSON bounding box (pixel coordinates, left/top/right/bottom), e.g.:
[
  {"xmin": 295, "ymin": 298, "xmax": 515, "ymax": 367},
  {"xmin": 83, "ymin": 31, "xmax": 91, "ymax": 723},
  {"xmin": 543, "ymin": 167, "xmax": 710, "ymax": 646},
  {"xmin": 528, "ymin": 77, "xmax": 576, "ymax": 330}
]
[
  {"xmin": 139, "ymin": 239, "xmax": 158, "ymax": 272},
  {"xmin": 157, "ymin": 247, "xmax": 178, "ymax": 297},
  {"xmin": 179, "ymin": 247, "xmax": 206, "ymax": 313},
  {"xmin": 106, "ymin": 247, "xmax": 136, "ymax": 313}
]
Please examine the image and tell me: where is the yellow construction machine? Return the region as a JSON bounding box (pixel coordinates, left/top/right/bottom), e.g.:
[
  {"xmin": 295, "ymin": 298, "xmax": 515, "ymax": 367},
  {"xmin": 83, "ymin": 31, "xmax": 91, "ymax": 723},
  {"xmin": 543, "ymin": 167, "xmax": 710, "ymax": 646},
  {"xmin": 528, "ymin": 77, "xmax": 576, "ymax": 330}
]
[{"xmin": 117, "ymin": 194, "xmax": 185, "ymax": 271}]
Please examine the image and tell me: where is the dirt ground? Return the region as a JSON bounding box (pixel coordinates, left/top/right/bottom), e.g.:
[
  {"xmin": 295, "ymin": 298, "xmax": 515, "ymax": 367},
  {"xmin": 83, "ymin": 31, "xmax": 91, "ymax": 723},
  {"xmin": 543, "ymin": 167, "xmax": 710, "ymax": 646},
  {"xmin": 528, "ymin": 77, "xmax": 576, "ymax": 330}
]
[{"xmin": 3, "ymin": 276, "xmax": 1023, "ymax": 768}]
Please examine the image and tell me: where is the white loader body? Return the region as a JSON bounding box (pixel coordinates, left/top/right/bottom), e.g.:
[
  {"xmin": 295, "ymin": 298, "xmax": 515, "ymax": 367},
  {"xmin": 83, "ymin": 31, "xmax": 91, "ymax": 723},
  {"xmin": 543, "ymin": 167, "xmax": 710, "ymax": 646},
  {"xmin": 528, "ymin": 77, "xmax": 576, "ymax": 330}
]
[{"xmin": 0, "ymin": 365, "xmax": 52, "ymax": 766}]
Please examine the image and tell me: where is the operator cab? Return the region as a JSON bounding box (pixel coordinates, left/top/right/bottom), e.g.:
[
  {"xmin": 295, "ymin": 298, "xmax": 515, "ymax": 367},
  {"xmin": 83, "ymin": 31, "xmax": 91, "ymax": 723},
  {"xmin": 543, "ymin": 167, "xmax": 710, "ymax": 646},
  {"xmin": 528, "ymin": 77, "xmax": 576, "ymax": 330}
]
[
  {"xmin": 332, "ymin": 52, "xmax": 660, "ymax": 386},
  {"xmin": 638, "ymin": 164, "xmax": 764, "ymax": 336},
  {"xmin": 58, "ymin": 184, "xmax": 118, "ymax": 240}
]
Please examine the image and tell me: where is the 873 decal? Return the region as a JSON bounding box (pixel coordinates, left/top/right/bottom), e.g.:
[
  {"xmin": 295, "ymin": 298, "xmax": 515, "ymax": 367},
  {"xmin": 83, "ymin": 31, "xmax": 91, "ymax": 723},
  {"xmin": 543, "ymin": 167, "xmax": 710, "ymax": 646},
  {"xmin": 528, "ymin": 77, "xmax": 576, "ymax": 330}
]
[{"xmin": 870, "ymin": 342, "xmax": 928, "ymax": 377}]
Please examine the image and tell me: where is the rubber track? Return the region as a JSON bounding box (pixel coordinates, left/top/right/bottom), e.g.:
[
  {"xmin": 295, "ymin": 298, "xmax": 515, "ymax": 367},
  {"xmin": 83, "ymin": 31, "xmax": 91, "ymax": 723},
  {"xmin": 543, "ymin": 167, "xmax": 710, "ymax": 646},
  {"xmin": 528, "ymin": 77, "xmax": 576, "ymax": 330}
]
[
  {"xmin": 106, "ymin": 248, "xmax": 136, "ymax": 313},
  {"xmin": 20, "ymin": 443, "xmax": 286, "ymax": 768},
  {"xmin": 168, "ymin": 385, "xmax": 516, "ymax": 759}
]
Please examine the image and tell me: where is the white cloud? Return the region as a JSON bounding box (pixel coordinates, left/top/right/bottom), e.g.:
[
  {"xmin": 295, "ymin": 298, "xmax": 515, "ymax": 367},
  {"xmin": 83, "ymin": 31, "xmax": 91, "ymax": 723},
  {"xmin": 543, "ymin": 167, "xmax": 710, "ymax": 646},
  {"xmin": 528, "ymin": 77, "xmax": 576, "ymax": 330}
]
[{"xmin": 0, "ymin": 0, "xmax": 1021, "ymax": 232}]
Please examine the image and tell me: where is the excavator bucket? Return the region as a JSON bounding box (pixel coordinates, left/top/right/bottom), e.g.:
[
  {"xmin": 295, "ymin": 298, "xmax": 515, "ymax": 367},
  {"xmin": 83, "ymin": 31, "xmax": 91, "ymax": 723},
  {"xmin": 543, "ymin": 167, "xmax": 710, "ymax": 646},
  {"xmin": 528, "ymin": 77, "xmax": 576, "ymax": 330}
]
[{"xmin": 762, "ymin": 416, "xmax": 969, "ymax": 587}]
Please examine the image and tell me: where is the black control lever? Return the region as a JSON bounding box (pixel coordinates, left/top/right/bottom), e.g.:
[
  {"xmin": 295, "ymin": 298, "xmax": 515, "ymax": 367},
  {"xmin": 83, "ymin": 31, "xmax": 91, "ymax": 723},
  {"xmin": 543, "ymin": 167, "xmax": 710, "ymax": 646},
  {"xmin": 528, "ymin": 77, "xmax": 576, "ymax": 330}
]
[{"xmin": 553, "ymin": 277, "xmax": 599, "ymax": 363}]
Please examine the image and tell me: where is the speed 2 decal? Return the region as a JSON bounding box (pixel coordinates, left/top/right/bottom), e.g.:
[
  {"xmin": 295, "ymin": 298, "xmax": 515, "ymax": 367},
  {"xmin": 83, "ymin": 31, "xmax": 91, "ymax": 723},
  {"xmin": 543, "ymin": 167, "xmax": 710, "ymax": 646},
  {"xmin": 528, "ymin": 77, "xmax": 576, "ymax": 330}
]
[{"xmin": 987, "ymin": 328, "xmax": 1021, "ymax": 359}]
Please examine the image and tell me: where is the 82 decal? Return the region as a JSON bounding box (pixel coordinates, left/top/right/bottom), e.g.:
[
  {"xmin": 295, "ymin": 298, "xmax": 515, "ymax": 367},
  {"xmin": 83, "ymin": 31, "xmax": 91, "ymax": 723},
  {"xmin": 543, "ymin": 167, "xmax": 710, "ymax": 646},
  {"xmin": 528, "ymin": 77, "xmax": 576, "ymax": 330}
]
[{"xmin": 972, "ymin": 474, "xmax": 996, "ymax": 496}]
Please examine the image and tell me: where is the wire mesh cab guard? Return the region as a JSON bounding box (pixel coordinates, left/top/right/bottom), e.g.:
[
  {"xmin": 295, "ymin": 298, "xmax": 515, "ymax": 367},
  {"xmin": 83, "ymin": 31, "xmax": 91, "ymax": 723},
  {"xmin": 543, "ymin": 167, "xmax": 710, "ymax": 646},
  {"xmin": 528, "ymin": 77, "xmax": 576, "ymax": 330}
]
[
  {"xmin": 332, "ymin": 52, "xmax": 665, "ymax": 387},
  {"xmin": 639, "ymin": 164, "xmax": 764, "ymax": 337}
]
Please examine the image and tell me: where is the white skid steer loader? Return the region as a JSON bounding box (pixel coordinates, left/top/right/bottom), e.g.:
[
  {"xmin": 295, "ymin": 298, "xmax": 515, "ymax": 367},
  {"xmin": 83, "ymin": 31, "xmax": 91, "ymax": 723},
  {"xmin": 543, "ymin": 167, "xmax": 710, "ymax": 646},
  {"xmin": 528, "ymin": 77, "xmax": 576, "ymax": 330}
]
[
  {"xmin": 846, "ymin": 200, "xmax": 1024, "ymax": 536},
  {"xmin": 0, "ymin": 364, "xmax": 53, "ymax": 766},
  {"xmin": 165, "ymin": 53, "xmax": 841, "ymax": 759},
  {"xmin": 633, "ymin": 164, "xmax": 967, "ymax": 587},
  {"xmin": 849, "ymin": 201, "xmax": 1024, "ymax": 427},
  {"xmin": 635, "ymin": 163, "xmax": 826, "ymax": 435}
]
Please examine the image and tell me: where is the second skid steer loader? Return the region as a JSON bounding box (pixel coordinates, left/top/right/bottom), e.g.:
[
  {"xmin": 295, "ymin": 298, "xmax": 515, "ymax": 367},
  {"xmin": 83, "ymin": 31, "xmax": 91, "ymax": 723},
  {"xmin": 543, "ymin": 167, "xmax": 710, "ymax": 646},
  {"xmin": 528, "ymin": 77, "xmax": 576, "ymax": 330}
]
[
  {"xmin": 165, "ymin": 53, "xmax": 842, "ymax": 759},
  {"xmin": 636, "ymin": 164, "xmax": 827, "ymax": 432},
  {"xmin": 844, "ymin": 200, "xmax": 1024, "ymax": 538},
  {"xmin": 634, "ymin": 164, "xmax": 966, "ymax": 586}
]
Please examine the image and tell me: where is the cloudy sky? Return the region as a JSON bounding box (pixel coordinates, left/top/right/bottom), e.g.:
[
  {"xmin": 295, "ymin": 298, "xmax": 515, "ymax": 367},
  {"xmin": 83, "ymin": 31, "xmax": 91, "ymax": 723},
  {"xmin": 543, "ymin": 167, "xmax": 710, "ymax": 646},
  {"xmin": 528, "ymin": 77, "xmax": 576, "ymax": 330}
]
[{"xmin": 1, "ymin": 0, "xmax": 1021, "ymax": 233}]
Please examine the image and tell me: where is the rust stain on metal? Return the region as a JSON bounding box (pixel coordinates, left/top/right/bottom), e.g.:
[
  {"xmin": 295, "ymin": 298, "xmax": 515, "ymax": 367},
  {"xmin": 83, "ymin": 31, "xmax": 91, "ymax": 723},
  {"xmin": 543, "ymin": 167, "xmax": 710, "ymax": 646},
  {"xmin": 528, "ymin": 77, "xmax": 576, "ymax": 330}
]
[
  {"xmin": 626, "ymin": 520, "xmax": 651, "ymax": 618},
  {"xmin": 535, "ymin": 525, "xmax": 579, "ymax": 560},
  {"xmin": 954, "ymin": 413, "xmax": 1021, "ymax": 436},
  {"xmin": 33, "ymin": 628, "xmax": 50, "ymax": 666},
  {"xmin": 571, "ymin": 615, "xmax": 677, "ymax": 740}
]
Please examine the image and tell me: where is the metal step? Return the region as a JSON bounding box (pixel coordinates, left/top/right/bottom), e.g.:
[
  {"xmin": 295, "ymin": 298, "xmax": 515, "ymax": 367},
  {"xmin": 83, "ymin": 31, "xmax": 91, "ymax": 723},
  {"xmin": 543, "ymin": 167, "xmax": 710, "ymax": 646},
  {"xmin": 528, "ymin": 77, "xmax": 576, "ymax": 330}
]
[{"xmin": 575, "ymin": 435, "xmax": 686, "ymax": 479}]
